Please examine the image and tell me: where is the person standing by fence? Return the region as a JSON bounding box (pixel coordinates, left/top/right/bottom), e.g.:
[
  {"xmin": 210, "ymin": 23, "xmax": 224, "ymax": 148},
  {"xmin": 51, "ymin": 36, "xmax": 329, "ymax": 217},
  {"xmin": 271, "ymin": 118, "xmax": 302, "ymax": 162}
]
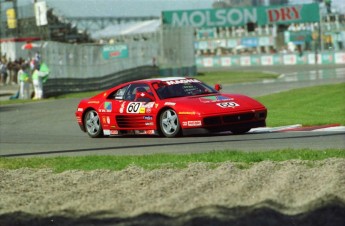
[
  {"xmin": 0, "ymin": 58, "xmax": 8, "ymax": 85},
  {"xmin": 39, "ymin": 62, "xmax": 50, "ymax": 83},
  {"xmin": 17, "ymin": 64, "xmax": 30, "ymax": 99},
  {"xmin": 32, "ymin": 61, "xmax": 49, "ymax": 99},
  {"xmin": 32, "ymin": 63, "xmax": 43, "ymax": 100}
]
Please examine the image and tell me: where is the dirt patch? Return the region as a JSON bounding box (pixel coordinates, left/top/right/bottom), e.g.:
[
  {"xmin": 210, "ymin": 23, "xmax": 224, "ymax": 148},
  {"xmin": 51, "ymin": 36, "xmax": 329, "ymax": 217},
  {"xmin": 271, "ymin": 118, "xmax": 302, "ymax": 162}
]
[{"xmin": 1, "ymin": 159, "xmax": 345, "ymax": 225}]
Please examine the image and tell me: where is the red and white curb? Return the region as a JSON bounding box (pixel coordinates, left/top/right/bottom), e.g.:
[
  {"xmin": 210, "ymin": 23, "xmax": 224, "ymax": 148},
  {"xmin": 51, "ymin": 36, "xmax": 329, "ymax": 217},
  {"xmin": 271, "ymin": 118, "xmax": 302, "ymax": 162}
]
[{"xmin": 250, "ymin": 124, "xmax": 345, "ymax": 133}]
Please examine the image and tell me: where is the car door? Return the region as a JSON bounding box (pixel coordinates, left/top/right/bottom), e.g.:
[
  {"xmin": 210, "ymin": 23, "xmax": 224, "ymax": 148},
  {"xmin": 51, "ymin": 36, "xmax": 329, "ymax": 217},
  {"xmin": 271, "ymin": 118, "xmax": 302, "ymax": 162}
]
[
  {"xmin": 96, "ymin": 85, "xmax": 130, "ymax": 134},
  {"xmin": 117, "ymin": 83, "xmax": 157, "ymax": 129}
]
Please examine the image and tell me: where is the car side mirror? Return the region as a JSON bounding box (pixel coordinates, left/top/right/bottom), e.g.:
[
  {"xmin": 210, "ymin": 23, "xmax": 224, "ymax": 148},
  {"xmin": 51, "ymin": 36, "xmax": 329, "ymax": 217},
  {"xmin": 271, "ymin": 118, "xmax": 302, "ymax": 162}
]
[{"xmin": 214, "ymin": 84, "xmax": 222, "ymax": 91}]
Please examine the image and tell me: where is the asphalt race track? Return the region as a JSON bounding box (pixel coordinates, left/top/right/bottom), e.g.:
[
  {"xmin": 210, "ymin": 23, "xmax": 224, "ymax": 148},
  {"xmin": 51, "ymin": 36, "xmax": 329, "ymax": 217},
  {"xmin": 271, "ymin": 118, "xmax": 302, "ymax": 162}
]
[{"xmin": 0, "ymin": 65, "xmax": 344, "ymax": 157}]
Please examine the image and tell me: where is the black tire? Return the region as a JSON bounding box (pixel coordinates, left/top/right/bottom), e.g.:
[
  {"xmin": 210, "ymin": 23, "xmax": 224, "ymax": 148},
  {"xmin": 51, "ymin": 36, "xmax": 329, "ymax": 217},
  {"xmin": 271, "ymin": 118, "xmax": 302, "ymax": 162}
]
[
  {"xmin": 84, "ymin": 109, "xmax": 103, "ymax": 138},
  {"xmin": 159, "ymin": 108, "xmax": 181, "ymax": 138},
  {"xmin": 230, "ymin": 127, "xmax": 251, "ymax": 134}
]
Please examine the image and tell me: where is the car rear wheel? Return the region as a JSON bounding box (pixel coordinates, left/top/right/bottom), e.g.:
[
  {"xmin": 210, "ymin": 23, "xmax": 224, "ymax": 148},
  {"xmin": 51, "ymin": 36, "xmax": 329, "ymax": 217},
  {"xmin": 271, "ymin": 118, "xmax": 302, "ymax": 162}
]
[
  {"xmin": 84, "ymin": 109, "xmax": 103, "ymax": 138},
  {"xmin": 159, "ymin": 108, "xmax": 181, "ymax": 138}
]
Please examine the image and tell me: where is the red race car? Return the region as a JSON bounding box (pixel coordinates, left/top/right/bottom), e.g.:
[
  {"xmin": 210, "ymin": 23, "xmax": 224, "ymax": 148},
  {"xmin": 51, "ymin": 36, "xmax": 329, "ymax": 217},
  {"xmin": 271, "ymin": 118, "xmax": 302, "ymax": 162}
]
[{"xmin": 75, "ymin": 77, "xmax": 267, "ymax": 138}]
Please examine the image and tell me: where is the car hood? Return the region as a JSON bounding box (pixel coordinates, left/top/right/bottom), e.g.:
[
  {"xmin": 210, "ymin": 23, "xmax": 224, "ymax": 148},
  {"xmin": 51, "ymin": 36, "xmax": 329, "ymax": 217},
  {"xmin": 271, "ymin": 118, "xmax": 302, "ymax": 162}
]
[{"xmin": 165, "ymin": 94, "xmax": 266, "ymax": 114}]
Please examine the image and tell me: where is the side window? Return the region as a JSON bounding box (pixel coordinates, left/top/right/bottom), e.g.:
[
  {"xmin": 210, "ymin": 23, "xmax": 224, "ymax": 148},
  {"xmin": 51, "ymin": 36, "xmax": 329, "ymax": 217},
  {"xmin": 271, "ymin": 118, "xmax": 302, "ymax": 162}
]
[
  {"xmin": 123, "ymin": 85, "xmax": 136, "ymax": 101},
  {"xmin": 123, "ymin": 83, "xmax": 152, "ymax": 101},
  {"xmin": 107, "ymin": 85, "xmax": 129, "ymax": 100}
]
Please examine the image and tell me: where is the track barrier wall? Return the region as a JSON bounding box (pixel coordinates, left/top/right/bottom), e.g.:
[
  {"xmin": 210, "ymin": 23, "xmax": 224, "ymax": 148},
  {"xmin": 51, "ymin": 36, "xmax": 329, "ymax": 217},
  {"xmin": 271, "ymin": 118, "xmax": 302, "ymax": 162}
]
[{"xmin": 196, "ymin": 51, "xmax": 345, "ymax": 67}]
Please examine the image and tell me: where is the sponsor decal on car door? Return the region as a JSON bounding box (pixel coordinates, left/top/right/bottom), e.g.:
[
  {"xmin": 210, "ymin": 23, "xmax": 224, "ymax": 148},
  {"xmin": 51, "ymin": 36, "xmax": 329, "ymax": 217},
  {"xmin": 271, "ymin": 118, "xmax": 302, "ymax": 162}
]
[{"xmin": 126, "ymin": 102, "xmax": 155, "ymax": 114}]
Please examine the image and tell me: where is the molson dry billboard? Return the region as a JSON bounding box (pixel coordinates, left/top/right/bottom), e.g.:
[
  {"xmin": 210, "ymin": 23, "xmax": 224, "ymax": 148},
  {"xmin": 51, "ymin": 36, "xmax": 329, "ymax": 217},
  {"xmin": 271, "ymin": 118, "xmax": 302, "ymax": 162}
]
[{"xmin": 162, "ymin": 3, "xmax": 320, "ymax": 28}]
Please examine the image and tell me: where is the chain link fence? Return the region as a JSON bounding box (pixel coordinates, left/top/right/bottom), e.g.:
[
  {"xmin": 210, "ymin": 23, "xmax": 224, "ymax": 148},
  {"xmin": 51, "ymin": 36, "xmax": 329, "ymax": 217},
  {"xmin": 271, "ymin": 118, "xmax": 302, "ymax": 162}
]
[{"xmin": 1, "ymin": 25, "xmax": 196, "ymax": 96}]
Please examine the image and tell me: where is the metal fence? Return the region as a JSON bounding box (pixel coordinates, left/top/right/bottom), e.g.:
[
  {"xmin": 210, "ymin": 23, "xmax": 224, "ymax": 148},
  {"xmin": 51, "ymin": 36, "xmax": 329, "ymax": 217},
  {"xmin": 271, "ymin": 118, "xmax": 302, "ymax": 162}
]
[
  {"xmin": 1, "ymin": 25, "xmax": 196, "ymax": 96},
  {"xmin": 41, "ymin": 38, "xmax": 160, "ymax": 79},
  {"xmin": 2, "ymin": 25, "xmax": 195, "ymax": 77}
]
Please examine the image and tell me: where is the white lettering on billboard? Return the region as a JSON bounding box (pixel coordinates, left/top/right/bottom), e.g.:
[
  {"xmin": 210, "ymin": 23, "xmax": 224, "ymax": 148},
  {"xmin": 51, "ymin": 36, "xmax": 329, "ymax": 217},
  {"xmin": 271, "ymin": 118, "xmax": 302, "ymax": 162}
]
[
  {"xmin": 215, "ymin": 10, "xmax": 226, "ymax": 26},
  {"xmin": 171, "ymin": 8, "xmax": 257, "ymax": 27}
]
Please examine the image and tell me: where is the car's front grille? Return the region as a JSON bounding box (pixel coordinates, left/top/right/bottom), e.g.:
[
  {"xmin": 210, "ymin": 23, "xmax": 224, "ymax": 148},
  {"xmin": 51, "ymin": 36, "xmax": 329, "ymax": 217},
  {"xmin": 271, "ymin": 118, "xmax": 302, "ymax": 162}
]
[
  {"xmin": 203, "ymin": 116, "xmax": 222, "ymax": 125},
  {"xmin": 223, "ymin": 113, "xmax": 255, "ymax": 123},
  {"xmin": 203, "ymin": 113, "xmax": 255, "ymax": 126}
]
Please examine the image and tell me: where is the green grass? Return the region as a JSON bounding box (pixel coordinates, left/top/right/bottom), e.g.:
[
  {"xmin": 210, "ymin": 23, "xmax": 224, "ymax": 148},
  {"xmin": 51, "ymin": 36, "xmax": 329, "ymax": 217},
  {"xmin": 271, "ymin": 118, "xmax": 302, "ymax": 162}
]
[
  {"xmin": 0, "ymin": 149, "xmax": 343, "ymax": 172},
  {"xmin": 257, "ymin": 83, "xmax": 345, "ymax": 126}
]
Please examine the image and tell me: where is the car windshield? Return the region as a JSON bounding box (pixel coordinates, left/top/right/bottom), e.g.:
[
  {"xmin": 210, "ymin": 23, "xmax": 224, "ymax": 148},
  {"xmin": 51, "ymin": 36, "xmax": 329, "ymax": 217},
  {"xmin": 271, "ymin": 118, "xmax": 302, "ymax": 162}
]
[{"xmin": 154, "ymin": 79, "xmax": 218, "ymax": 100}]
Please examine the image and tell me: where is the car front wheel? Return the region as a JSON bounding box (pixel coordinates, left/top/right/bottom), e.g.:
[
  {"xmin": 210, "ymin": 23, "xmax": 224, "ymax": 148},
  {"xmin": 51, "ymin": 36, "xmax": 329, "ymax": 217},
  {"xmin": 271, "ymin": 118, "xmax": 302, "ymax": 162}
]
[
  {"xmin": 84, "ymin": 109, "xmax": 103, "ymax": 138},
  {"xmin": 159, "ymin": 108, "xmax": 181, "ymax": 138}
]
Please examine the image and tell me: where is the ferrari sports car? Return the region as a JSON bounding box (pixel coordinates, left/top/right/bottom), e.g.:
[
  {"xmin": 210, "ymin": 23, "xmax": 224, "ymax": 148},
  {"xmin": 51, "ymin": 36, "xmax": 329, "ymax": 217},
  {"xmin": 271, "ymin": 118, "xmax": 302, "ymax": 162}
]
[{"xmin": 75, "ymin": 77, "xmax": 267, "ymax": 138}]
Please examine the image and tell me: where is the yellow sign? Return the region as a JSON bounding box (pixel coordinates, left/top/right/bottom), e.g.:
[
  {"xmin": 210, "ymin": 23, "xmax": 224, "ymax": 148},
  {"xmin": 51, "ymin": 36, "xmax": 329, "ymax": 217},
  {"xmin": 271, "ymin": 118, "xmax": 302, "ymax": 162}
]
[{"xmin": 6, "ymin": 8, "xmax": 17, "ymax": 29}]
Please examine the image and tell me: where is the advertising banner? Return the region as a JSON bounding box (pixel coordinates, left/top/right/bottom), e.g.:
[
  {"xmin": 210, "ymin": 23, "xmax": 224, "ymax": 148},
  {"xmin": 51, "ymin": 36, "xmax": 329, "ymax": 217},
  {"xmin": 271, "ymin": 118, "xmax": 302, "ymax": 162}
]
[
  {"xmin": 6, "ymin": 8, "xmax": 17, "ymax": 29},
  {"xmin": 241, "ymin": 37, "xmax": 258, "ymax": 47},
  {"xmin": 231, "ymin": 56, "xmax": 241, "ymax": 65},
  {"xmin": 321, "ymin": 52, "xmax": 334, "ymax": 64},
  {"xmin": 273, "ymin": 55, "xmax": 283, "ymax": 64},
  {"xmin": 258, "ymin": 36, "xmax": 273, "ymax": 46},
  {"xmin": 162, "ymin": 3, "xmax": 320, "ymax": 28},
  {"xmin": 296, "ymin": 55, "xmax": 308, "ymax": 64},
  {"xmin": 251, "ymin": 55, "xmax": 261, "ymax": 65},
  {"xmin": 283, "ymin": 54, "xmax": 297, "ymax": 65},
  {"xmin": 196, "ymin": 52, "xmax": 345, "ymax": 67},
  {"xmin": 102, "ymin": 45, "xmax": 129, "ymax": 60},
  {"xmin": 35, "ymin": 1, "xmax": 48, "ymax": 26},
  {"xmin": 213, "ymin": 57, "xmax": 222, "ymax": 67},
  {"xmin": 334, "ymin": 52, "xmax": 345, "ymax": 64},
  {"xmin": 307, "ymin": 53, "xmax": 322, "ymax": 64},
  {"xmin": 261, "ymin": 55, "xmax": 274, "ymax": 65},
  {"xmin": 227, "ymin": 39, "xmax": 239, "ymax": 48},
  {"xmin": 287, "ymin": 30, "xmax": 312, "ymax": 44},
  {"xmin": 203, "ymin": 57, "xmax": 214, "ymax": 67},
  {"xmin": 221, "ymin": 57, "xmax": 232, "ymax": 66},
  {"xmin": 196, "ymin": 58, "xmax": 203, "ymax": 67},
  {"xmin": 240, "ymin": 56, "xmax": 251, "ymax": 66},
  {"xmin": 196, "ymin": 41, "xmax": 208, "ymax": 50},
  {"xmin": 197, "ymin": 28, "xmax": 216, "ymax": 39},
  {"xmin": 216, "ymin": 39, "xmax": 227, "ymax": 48}
]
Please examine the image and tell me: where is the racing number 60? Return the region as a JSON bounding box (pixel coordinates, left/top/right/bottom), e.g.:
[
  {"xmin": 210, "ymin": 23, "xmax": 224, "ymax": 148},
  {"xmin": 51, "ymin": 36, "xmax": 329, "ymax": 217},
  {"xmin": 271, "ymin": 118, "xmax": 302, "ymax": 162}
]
[
  {"xmin": 127, "ymin": 102, "xmax": 141, "ymax": 113},
  {"xmin": 217, "ymin": 102, "xmax": 240, "ymax": 108}
]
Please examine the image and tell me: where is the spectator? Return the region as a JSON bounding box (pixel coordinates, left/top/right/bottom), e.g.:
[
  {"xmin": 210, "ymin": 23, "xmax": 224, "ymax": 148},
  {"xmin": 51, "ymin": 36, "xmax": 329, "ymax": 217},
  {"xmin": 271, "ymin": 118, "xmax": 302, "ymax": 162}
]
[
  {"xmin": 0, "ymin": 58, "xmax": 8, "ymax": 85},
  {"xmin": 17, "ymin": 64, "xmax": 30, "ymax": 99},
  {"xmin": 39, "ymin": 62, "xmax": 50, "ymax": 83},
  {"xmin": 32, "ymin": 61, "xmax": 50, "ymax": 100},
  {"xmin": 31, "ymin": 63, "xmax": 43, "ymax": 99},
  {"xmin": 7, "ymin": 58, "xmax": 17, "ymax": 85},
  {"xmin": 34, "ymin": 51, "xmax": 41, "ymax": 63}
]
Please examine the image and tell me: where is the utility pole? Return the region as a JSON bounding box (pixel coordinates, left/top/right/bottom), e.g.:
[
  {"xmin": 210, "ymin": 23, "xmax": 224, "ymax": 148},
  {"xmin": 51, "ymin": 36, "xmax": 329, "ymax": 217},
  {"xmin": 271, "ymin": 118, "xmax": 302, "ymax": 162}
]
[
  {"xmin": 0, "ymin": 0, "xmax": 3, "ymax": 39},
  {"xmin": 0, "ymin": 0, "xmax": 3, "ymax": 57}
]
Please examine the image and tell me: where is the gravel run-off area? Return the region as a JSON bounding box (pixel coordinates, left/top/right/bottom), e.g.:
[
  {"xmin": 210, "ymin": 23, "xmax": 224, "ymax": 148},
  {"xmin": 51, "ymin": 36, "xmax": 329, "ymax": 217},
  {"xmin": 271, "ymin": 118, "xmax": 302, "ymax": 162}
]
[{"xmin": 1, "ymin": 158, "xmax": 345, "ymax": 226}]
